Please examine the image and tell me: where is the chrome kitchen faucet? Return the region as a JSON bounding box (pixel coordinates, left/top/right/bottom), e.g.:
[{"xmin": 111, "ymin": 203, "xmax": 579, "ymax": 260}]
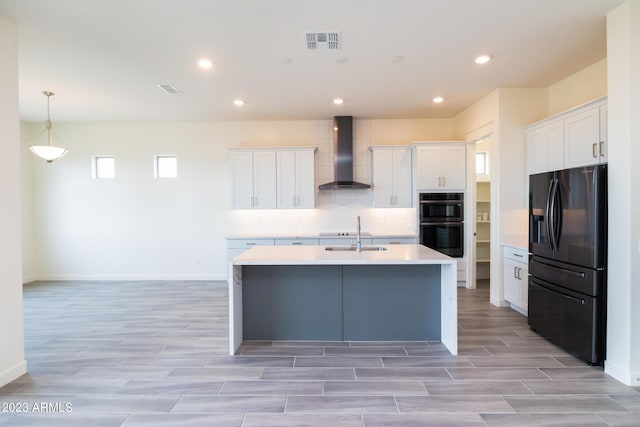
[{"xmin": 356, "ymin": 216, "xmax": 362, "ymax": 252}]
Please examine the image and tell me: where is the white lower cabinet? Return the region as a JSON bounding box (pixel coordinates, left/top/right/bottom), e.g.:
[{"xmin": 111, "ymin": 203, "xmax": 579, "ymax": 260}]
[
  {"xmin": 372, "ymin": 237, "xmax": 417, "ymax": 245},
  {"xmin": 456, "ymin": 258, "xmax": 467, "ymax": 285},
  {"xmin": 503, "ymin": 245, "xmax": 528, "ymax": 314},
  {"xmin": 275, "ymin": 238, "xmax": 319, "ymax": 246},
  {"xmin": 227, "ymin": 239, "xmax": 276, "ymax": 273}
]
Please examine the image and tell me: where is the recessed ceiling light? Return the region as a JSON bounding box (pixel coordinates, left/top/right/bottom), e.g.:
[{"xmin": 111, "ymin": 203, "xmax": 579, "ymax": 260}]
[
  {"xmin": 433, "ymin": 96, "xmax": 444, "ymax": 104},
  {"xmin": 391, "ymin": 55, "xmax": 404, "ymax": 63},
  {"xmin": 336, "ymin": 57, "xmax": 348, "ymax": 64},
  {"xmin": 279, "ymin": 57, "xmax": 293, "ymax": 65},
  {"xmin": 474, "ymin": 54, "xmax": 492, "ymax": 65},
  {"xmin": 233, "ymin": 99, "xmax": 245, "ymax": 106},
  {"xmin": 198, "ymin": 58, "xmax": 213, "ymax": 69},
  {"xmin": 333, "ymin": 98, "xmax": 344, "ymax": 105}
]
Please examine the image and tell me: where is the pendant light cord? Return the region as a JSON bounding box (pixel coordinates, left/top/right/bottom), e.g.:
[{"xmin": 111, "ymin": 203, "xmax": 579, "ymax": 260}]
[{"xmin": 43, "ymin": 91, "xmax": 54, "ymax": 147}]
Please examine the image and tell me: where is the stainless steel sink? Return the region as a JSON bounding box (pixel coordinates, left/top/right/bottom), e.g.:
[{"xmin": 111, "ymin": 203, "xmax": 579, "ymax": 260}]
[{"xmin": 325, "ymin": 246, "xmax": 387, "ymax": 252}]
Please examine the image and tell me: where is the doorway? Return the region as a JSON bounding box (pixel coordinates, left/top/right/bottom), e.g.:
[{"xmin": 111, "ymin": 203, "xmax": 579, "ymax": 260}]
[{"xmin": 469, "ymin": 134, "xmax": 493, "ymax": 290}]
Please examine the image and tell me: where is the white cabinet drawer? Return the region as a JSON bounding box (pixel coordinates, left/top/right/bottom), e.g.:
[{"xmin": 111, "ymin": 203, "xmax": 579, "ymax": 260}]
[
  {"xmin": 504, "ymin": 246, "xmax": 528, "ymax": 261},
  {"xmin": 227, "ymin": 239, "xmax": 275, "ymax": 249},
  {"xmin": 275, "ymin": 238, "xmax": 320, "ymax": 246},
  {"xmin": 372, "ymin": 237, "xmax": 417, "ymax": 245}
]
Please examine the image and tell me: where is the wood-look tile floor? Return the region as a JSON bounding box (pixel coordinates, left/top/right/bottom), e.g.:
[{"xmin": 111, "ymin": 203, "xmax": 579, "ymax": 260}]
[{"xmin": 1, "ymin": 280, "xmax": 638, "ymax": 426}]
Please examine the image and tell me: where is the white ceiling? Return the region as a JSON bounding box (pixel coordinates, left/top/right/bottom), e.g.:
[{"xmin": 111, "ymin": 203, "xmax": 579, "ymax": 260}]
[{"xmin": 0, "ymin": 0, "xmax": 624, "ymax": 122}]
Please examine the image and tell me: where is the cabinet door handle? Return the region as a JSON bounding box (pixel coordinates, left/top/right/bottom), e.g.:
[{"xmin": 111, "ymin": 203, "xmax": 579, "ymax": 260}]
[
  {"xmin": 254, "ymin": 196, "xmax": 258, "ymax": 207},
  {"xmin": 292, "ymin": 242, "xmax": 302, "ymax": 245},
  {"xmin": 245, "ymin": 242, "xmax": 256, "ymax": 246},
  {"xmin": 513, "ymin": 253, "xmax": 524, "ymax": 258},
  {"xmin": 592, "ymin": 143, "xmax": 598, "ymax": 158},
  {"xmin": 514, "ymin": 266, "xmax": 518, "ymax": 279},
  {"xmin": 600, "ymin": 141, "xmax": 605, "ymax": 157}
]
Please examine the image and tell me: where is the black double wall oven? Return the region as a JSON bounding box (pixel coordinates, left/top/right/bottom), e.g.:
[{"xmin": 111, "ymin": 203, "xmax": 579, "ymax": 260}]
[{"xmin": 419, "ymin": 193, "xmax": 464, "ymax": 258}]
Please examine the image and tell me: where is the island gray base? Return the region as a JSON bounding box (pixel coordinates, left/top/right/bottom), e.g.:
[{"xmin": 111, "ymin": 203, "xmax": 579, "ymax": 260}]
[{"xmin": 242, "ymin": 265, "xmax": 441, "ymax": 342}]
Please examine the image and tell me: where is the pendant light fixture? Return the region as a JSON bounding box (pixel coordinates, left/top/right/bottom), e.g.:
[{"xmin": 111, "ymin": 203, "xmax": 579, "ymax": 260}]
[{"xmin": 28, "ymin": 91, "xmax": 69, "ymax": 163}]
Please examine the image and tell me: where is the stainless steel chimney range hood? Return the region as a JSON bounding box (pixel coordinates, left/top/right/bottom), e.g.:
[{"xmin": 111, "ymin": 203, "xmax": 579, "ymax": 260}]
[{"xmin": 319, "ymin": 116, "xmax": 371, "ymax": 190}]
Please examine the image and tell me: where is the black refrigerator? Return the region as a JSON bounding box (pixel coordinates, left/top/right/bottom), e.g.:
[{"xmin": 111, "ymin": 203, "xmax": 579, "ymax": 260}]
[{"xmin": 528, "ymin": 164, "xmax": 607, "ymax": 365}]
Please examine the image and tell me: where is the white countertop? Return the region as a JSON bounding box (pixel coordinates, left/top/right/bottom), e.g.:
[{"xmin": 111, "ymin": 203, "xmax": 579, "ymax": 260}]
[
  {"xmin": 226, "ymin": 233, "xmax": 417, "ymax": 239},
  {"xmin": 232, "ymin": 244, "xmax": 454, "ymax": 266}
]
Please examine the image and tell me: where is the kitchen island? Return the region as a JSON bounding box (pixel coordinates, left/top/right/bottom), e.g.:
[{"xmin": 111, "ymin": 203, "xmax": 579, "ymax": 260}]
[{"xmin": 228, "ymin": 244, "xmax": 457, "ymax": 355}]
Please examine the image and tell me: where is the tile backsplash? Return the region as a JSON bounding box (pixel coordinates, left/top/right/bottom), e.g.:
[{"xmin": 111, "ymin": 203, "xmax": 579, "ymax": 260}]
[{"xmin": 229, "ymin": 119, "xmax": 418, "ymax": 236}]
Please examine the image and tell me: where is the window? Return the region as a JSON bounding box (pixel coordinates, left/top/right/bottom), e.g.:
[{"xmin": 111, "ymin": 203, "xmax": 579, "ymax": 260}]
[
  {"xmin": 155, "ymin": 155, "xmax": 177, "ymax": 178},
  {"xmin": 92, "ymin": 156, "xmax": 115, "ymax": 179},
  {"xmin": 476, "ymin": 152, "xmax": 489, "ymax": 176}
]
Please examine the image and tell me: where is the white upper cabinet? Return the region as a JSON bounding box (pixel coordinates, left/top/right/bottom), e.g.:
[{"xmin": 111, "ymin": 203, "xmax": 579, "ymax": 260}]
[
  {"xmin": 231, "ymin": 150, "xmax": 277, "ymax": 209},
  {"xmin": 413, "ymin": 143, "xmax": 466, "ymax": 191},
  {"xmin": 564, "ymin": 105, "xmax": 604, "ymax": 168},
  {"xmin": 599, "ymin": 103, "xmax": 608, "ymax": 164},
  {"xmin": 370, "ymin": 146, "xmax": 412, "ymax": 208},
  {"xmin": 526, "ymin": 97, "xmax": 607, "ymax": 174},
  {"xmin": 276, "ymin": 149, "xmax": 316, "ymax": 209},
  {"xmin": 527, "ymin": 121, "xmax": 564, "ymax": 175},
  {"xmin": 231, "ymin": 147, "xmax": 316, "ymax": 210}
]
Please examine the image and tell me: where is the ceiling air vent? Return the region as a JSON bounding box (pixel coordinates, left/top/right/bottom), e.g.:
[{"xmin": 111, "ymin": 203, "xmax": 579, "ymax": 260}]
[
  {"xmin": 305, "ymin": 32, "xmax": 341, "ymax": 50},
  {"xmin": 157, "ymin": 84, "xmax": 181, "ymax": 94}
]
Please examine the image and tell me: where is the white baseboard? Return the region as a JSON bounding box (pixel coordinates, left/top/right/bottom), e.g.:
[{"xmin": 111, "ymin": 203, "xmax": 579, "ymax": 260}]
[
  {"xmin": 508, "ymin": 303, "xmax": 528, "ymax": 316},
  {"xmin": 22, "ymin": 274, "xmax": 39, "ymax": 284},
  {"xmin": 23, "ymin": 273, "xmax": 227, "ymax": 283},
  {"xmin": 0, "ymin": 360, "xmax": 27, "ymax": 388},
  {"xmin": 605, "ymin": 359, "xmax": 640, "ymax": 386},
  {"xmin": 490, "ymin": 296, "xmax": 510, "ymax": 308}
]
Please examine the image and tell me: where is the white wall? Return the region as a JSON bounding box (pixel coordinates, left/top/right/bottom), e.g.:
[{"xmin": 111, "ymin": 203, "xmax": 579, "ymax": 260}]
[
  {"xmin": 21, "ymin": 122, "xmax": 37, "ymax": 283},
  {"xmin": 24, "ymin": 118, "xmax": 453, "ymax": 281},
  {"xmin": 452, "ymin": 88, "xmax": 547, "ymax": 303},
  {"xmin": 492, "ymin": 88, "xmax": 547, "ymax": 304},
  {"xmin": 548, "ymin": 59, "xmax": 608, "ymax": 116},
  {"xmin": 605, "ymin": 0, "xmax": 640, "ymax": 387},
  {"xmin": 495, "ymin": 89, "xmax": 548, "ymax": 236},
  {"xmin": 0, "ymin": 14, "xmax": 27, "ymax": 387},
  {"xmin": 370, "ymin": 119, "xmax": 453, "ymax": 145}
]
